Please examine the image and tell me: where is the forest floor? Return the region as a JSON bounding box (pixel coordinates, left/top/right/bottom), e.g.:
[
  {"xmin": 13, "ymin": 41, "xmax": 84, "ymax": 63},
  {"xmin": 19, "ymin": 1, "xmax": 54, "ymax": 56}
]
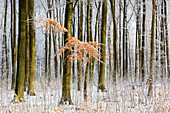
[{"xmin": 0, "ymin": 78, "xmax": 170, "ymax": 113}]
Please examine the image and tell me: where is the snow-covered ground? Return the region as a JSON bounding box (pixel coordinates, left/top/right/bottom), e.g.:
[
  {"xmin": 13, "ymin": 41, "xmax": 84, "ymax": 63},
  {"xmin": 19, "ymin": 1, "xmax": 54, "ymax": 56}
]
[{"xmin": 0, "ymin": 78, "xmax": 169, "ymax": 113}]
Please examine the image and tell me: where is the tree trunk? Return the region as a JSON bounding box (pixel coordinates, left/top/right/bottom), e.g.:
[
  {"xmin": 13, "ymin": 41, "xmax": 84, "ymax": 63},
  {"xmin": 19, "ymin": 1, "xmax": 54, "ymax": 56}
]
[
  {"xmin": 135, "ymin": 0, "xmax": 142, "ymax": 82},
  {"xmin": 89, "ymin": 2, "xmax": 93, "ymax": 79},
  {"xmin": 11, "ymin": 0, "xmax": 17, "ymax": 91},
  {"xmin": 122, "ymin": 0, "xmax": 127, "ymax": 77},
  {"xmin": 44, "ymin": 11, "xmax": 49, "ymax": 84},
  {"xmin": 53, "ymin": 33, "xmax": 58, "ymax": 79},
  {"xmin": 25, "ymin": 0, "xmax": 30, "ymax": 91},
  {"xmin": 54, "ymin": 0, "xmax": 58, "ymax": 79},
  {"xmin": 98, "ymin": 0, "xmax": 107, "ymax": 91},
  {"xmin": 108, "ymin": 21, "xmax": 112, "ymax": 80},
  {"xmin": 15, "ymin": 0, "xmax": 27, "ymax": 101},
  {"xmin": 135, "ymin": 23, "xmax": 138, "ymax": 82},
  {"xmin": 59, "ymin": 0, "xmax": 73, "ymax": 105},
  {"xmin": 71, "ymin": 11, "xmax": 75, "ymax": 83},
  {"xmin": 1, "ymin": 48, "xmax": 4, "ymax": 91},
  {"xmin": 110, "ymin": 0, "xmax": 118, "ymax": 83},
  {"xmin": 4, "ymin": 0, "xmax": 8, "ymax": 90},
  {"xmin": 28, "ymin": 0, "xmax": 36, "ymax": 96},
  {"xmin": 164, "ymin": 0, "xmax": 170, "ymax": 78},
  {"xmin": 135, "ymin": 0, "xmax": 141, "ymax": 81},
  {"xmin": 48, "ymin": 0, "xmax": 52, "ymax": 84},
  {"xmin": 92, "ymin": 1, "xmax": 101, "ymax": 79},
  {"xmin": 155, "ymin": 0, "xmax": 159, "ymax": 77},
  {"xmin": 119, "ymin": 0, "xmax": 122, "ymax": 78},
  {"xmin": 77, "ymin": 0, "xmax": 83, "ymax": 91},
  {"xmin": 84, "ymin": 0, "xmax": 91, "ymax": 100},
  {"xmin": 137, "ymin": 0, "xmax": 142, "ymax": 81},
  {"xmin": 160, "ymin": 0, "xmax": 165, "ymax": 78},
  {"xmin": 148, "ymin": 0, "xmax": 155, "ymax": 97},
  {"xmin": 141, "ymin": 0, "xmax": 146, "ymax": 81},
  {"xmin": 125, "ymin": 1, "xmax": 128, "ymax": 76}
]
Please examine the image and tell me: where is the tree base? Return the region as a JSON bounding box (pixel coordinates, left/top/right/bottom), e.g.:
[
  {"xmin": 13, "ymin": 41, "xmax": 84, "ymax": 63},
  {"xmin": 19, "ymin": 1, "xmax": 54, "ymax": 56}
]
[
  {"xmin": 59, "ymin": 97, "xmax": 74, "ymax": 105},
  {"xmin": 12, "ymin": 95, "xmax": 26, "ymax": 103},
  {"xmin": 27, "ymin": 91, "xmax": 36, "ymax": 96},
  {"xmin": 98, "ymin": 85, "xmax": 107, "ymax": 92}
]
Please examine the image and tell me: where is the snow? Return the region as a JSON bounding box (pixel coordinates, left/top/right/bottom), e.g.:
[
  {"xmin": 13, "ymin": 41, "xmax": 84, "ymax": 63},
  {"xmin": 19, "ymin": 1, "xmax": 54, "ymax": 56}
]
[{"xmin": 0, "ymin": 79, "xmax": 169, "ymax": 113}]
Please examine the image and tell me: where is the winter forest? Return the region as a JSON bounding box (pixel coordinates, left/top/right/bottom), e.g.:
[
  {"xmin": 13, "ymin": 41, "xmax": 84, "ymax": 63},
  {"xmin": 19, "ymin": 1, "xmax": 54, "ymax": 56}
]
[{"xmin": 0, "ymin": 0, "xmax": 170, "ymax": 112}]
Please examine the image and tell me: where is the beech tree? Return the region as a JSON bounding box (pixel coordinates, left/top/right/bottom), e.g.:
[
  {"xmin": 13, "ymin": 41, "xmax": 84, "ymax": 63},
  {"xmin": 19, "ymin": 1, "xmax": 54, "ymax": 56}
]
[
  {"xmin": 11, "ymin": 0, "xmax": 17, "ymax": 91},
  {"xmin": 25, "ymin": 0, "xmax": 30, "ymax": 91},
  {"xmin": 77, "ymin": 0, "xmax": 83, "ymax": 91},
  {"xmin": 110, "ymin": 0, "xmax": 118, "ymax": 82},
  {"xmin": 164, "ymin": 0, "xmax": 170, "ymax": 78},
  {"xmin": 98, "ymin": 0, "xmax": 107, "ymax": 91},
  {"xmin": 15, "ymin": 0, "xmax": 27, "ymax": 101},
  {"xmin": 28, "ymin": 0, "xmax": 36, "ymax": 96},
  {"xmin": 122, "ymin": 0, "xmax": 127, "ymax": 77},
  {"xmin": 148, "ymin": 0, "xmax": 155, "ymax": 97},
  {"xmin": 4, "ymin": 0, "xmax": 9, "ymax": 89},
  {"xmin": 141, "ymin": 0, "xmax": 146, "ymax": 81},
  {"xmin": 59, "ymin": 0, "xmax": 75, "ymax": 105},
  {"xmin": 84, "ymin": 0, "xmax": 91, "ymax": 100}
]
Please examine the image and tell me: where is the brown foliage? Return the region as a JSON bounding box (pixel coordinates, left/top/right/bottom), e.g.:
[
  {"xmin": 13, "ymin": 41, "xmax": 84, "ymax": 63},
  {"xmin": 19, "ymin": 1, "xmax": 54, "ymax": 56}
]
[
  {"xmin": 56, "ymin": 36, "xmax": 103, "ymax": 63},
  {"xmin": 36, "ymin": 19, "xmax": 102, "ymax": 63},
  {"xmin": 35, "ymin": 19, "xmax": 68, "ymax": 34}
]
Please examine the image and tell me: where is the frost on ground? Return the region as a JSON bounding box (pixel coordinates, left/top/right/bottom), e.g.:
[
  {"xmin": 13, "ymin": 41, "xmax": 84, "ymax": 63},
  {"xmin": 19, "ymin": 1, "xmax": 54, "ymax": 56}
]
[{"xmin": 0, "ymin": 78, "xmax": 170, "ymax": 113}]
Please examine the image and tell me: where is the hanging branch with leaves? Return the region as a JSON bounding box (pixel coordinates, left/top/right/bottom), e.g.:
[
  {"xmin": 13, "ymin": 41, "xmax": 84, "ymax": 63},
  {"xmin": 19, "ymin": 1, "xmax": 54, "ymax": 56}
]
[{"xmin": 35, "ymin": 19, "xmax": 103, "ymax": 63}]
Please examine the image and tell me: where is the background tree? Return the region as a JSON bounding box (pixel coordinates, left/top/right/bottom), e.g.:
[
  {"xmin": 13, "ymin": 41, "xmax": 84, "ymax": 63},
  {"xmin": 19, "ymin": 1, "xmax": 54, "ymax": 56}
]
[
  {"xmin": 122, "ymin": 0, "xmax": 127, "ymax": 77},
  {"xmin": 135, "ymin": 0, "xmax": 141, "ymax": 81},
  {"xmin": 92, "ymin": 1, "xmax": 101, "ymax": 78},
  {"xmin": 160, "ymin": 0, "xmax": 165, "ymax": 78},
  {"xmin": 11, "ymin": 0, "xmax": 17, "ymax": 91},
  {"xmin": 98, "ymin": 0, "xmax": 107, "ymax": 91},
  {"xmin": 48, "ymin": 0, "xmax": 52, "ymax": 83},
  {"xmin": 164, "ymin": 0, "xmax": 170, "ymax": 78},
  {"xmin": 110, "ymin": 0, "xmax": 118, "ymax": 82},
  {"xmin": 84, "ymin": 0, "xmax": 91, "ymax": 100},
  {"xmin": 4, "ymin": 0, "xmax": 9, "ymax": 89},
  {"xmin": 53, "ymin": 0, "xmax": 58, "ymax": 79},
  {"xmin": 77, "ymin": 0, "xmax": 83, "ymax": 91},
  {"xmin": 119, "ymin": 0, "xmax": 122, "ymax": 78},
  {"xmin": 148, "ymin": 0, "xmax": 155, "ymax": 97},
  {"xmin": 141, "ymin": 0, "xmax": 146, "ymax": 81}
]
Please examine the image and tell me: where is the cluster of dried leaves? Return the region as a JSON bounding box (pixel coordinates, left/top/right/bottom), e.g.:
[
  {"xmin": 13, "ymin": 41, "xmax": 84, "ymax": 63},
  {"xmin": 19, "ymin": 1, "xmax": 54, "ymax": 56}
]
[
  {"xmin": 35, "ymin": 19, "xmax": 68, "ymax": 34},
  {"xmin": 56, "ymin": 36, "xmax": 103, "ymax": 63},
  {"xmin": 36, "ymin": 19, "xmax": 102, "ymax": 63}
]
